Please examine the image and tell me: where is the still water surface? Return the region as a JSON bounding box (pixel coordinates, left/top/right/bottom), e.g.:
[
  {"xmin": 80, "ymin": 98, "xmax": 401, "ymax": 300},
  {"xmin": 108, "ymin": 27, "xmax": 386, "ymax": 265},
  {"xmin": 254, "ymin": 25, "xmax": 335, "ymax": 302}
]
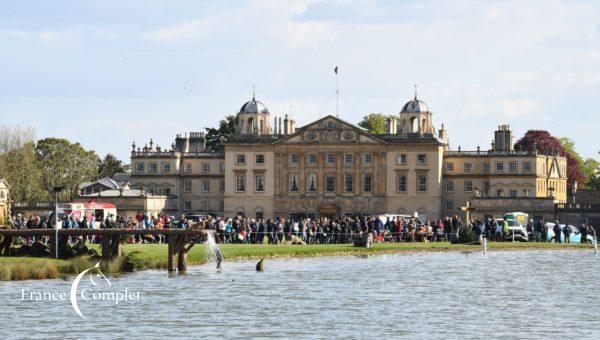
[{"xmin": 1, "ymin": 250, "xmax": 599, "ymax": 339}]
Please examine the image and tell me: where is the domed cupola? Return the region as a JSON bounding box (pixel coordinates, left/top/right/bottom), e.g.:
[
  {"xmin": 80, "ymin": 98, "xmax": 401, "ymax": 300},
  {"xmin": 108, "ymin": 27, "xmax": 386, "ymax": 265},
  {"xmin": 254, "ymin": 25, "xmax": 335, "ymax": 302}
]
[
  {"xmin": 401, "ymin": 97, "xmax": 430, "ymax": 113},
  {"xmin": 240, "ymin": 96, "xmax": 269, "ymax": 115},
  {"xmin": 398, "ymin": 86, "xmax": 436, "ymax": 135},
  {"xmin": 236, "ymin": 92, "xmax": 273, "ymax": 135}
]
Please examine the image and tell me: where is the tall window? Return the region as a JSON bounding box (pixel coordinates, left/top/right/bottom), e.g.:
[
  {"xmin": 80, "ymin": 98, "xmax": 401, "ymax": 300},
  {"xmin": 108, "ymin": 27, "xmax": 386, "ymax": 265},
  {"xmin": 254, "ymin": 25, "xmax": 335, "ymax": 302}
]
[
  {"xmin": 417, "ymin": 175, "xmax": 427, "ymax": 192},
  {"xmin": 307, "ymin": 154, "xmax": 317, "ymax": 165},
  {"xmin": 445, "ymin": 163, "xmax": 454, "ymax": 172},
  {"xmin": 326, "ymin": 174, "xmax": 335, "ymax": 192},
  {"xmin": 483, "ymin": 162, "xmax": 490, "ymax": 173},
  {"xmin": 289, "ymin": 173, "xmax": 298, "ymax": 192},
  {"xmin": 220, "ymin": 179, "xmax": 225, "ymax": 192},
  {"xmin": 149, "ymin": 163, "xmax": 157, "ymax": 173},
  {"xmin": 523, "ymin": 161, "xmax": 532, "ymax": 172},
  {"xmin": 484, "ymin": 181, "xmax": 490, "ymax": 195},
  {"xmin": 184, "ymin": 201, "xmax": 191, "ymax": 211},
  {"xmin": 509, "ymin": 161, "xmax": 517, "ymax": 172},
  {"xmin": 307, "ymin": 173, "xmax": 317, "ymax": 192},
  {"xmin": 255, "ymin": 154, "xmax": 265, "ymax": 164},
  {"xmin": 344, "ymin": 153, "xmax": 353, "ymax": 164},
  {"xmin": 184, "ymin": 163, "xmax": 192, "ymax": 173},
  {"xmin": 464, "ymin": 163, "xmax": 473, "ymax": 172},
  {"xmin": 464, "ymin": 180, "xmax": 473, "ymax": 192},
  {"xmin": 363, "ymin": 153, "xmax": 372, "ymax": 164},
  {"xmin": 344, "ymin": 174, "xmax": 353, "ymax": 192},
  {"xmin": 496, "ymin": 189, "xmax": 504, "ymax": 197},
  {"xmin": 496, "ymin": 162, "xmax": 504, "ymax": 172},
  {"xmin": 236, "ymin": 155, "xmax": 245, "ymax": 165},
  {"xmin": 202, "ymin": 163, "xmax": 210, "ymax": 173},
  {"xmin": 202, "ymin": 180, "xmax": 210, "ymax": 192},
  {"xmin": 183, "ymin": 180, "xmax": 192, "ymax": 193},
  {"xmin": 509, "ymin": 189, "xmax": 518, "ymax": 198},
  {"xmin": 202, "ymin": 201, "xmax": 210, "ymax": 211},
  {"xmin": 417, "ymin": 154, "xmax": 427, "ymax": 165},
  {"xmin": 446, "ymin": 201, "xmax": 454, "ymax": 211},
  {"xmin": 236, "ymin": 175, "xmax": 245, "ymax": 192},
  {"xmin": 396, "ymin": 154, "xmax": 407, "ymax": 165},
  {"xmin": 396, "ymin": 174, "xmax": 407, "ymax": 192},
  {"xmin": 446, "ymin": 180, "xmax": 454, "ymax": 192},
  {"xmin": 220, "ymin": 163, "xmax": 225, "ymax": 173},
  {"xmin": 289, "ymin": 153, "xmax": 299, "ymax": 165},
  {"xmin": 135, "ymin": 163, "xmax": 144, "ymax": 173},
  {"xmin": 255, "ymin": 174, "xmax": 264, "ymax": 192},
  {"xmin": 325, "ymin": 153, "xmax": 335, "ymax": 165},
  {"xmin": 362, "ymin": 173, "xmax": 372, "ymax": 192},
  {"xmin": 162, "ymin": 163, "xmax": 171, "ymax": 173}
]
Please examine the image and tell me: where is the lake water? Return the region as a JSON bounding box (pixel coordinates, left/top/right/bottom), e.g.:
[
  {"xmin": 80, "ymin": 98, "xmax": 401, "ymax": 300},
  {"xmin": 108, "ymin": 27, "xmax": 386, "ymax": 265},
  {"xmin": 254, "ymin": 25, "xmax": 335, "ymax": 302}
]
[{"xmin": 1, "ymin": 250, "xmax": 600, "ymax": 339}]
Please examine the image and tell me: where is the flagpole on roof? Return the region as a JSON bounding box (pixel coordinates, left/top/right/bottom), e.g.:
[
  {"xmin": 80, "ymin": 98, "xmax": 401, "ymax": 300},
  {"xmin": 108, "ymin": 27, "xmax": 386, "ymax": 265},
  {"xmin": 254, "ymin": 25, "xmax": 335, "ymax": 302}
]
[{"xmin": 334, "ymin": 66, "xmax": 340, "ymax": 117}]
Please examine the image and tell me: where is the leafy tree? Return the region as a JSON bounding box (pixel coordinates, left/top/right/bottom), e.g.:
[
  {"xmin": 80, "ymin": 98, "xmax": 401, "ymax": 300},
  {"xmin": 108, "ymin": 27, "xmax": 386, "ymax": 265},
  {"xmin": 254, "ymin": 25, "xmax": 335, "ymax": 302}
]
[
  {"xmin": 0, "ymin": 142, "xmax": 48, "ymax": 202},
  {"xmin": 581, "ymin": 158, "xmax": 600, "ymax": 189},
  {"xmin": 35, "ymin": 138, "xmax": 99, "ymax": 201},
  {"xmin": 514, "ymin": 130, "xmax": 583, "ymax": 187},
  {"xmin": 98, "ymin": 153, "xmax": 129, "ymax": 179},
  {"xmin": 358, "ymin": 113, "xmax": 395, "ymax": 134},
  {"xmin": 205, "ymin": 115, "xmax": 238, "ymax": 151},
  {"xmin": 558, "ymin": 138, "xmax": 600, "ymax": 189},
  {"xmin": 0, "ymin": 125, "xmax": 48, "ymax": 202}
]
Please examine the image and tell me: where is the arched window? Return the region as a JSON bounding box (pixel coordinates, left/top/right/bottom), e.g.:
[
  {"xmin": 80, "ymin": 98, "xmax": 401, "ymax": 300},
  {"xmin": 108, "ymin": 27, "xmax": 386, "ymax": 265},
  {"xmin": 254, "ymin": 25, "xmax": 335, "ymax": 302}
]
[
  {"xmin": 409, "ymin": 117, "xmax": 418, "ymax": 133},
  {"xmin": 259, "ymin": 119, "xmax": 264, "ymax": 133},
  {"xmin": 247, "ymin": 117, "xmax": 254, "ymax": 133},
  {"xmin": 422, "ymin": 118, "xmax": 427, "ymax": 133}
]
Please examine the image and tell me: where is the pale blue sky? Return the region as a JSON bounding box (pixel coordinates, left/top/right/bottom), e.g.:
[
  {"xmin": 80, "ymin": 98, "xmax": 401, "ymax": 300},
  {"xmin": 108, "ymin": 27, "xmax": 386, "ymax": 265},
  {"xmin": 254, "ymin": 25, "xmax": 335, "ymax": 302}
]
[{"xmin": 1, "ymin": 0, "xmax": 599, "ymax": 161}]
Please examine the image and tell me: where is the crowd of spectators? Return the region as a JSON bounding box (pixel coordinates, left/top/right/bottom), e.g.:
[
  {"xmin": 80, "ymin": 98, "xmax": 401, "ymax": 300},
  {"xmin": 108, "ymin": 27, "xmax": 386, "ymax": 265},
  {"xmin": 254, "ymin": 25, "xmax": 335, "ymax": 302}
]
[{"xmin": 4, "ymin": 212, "xmax": 595, "ymax": 245}]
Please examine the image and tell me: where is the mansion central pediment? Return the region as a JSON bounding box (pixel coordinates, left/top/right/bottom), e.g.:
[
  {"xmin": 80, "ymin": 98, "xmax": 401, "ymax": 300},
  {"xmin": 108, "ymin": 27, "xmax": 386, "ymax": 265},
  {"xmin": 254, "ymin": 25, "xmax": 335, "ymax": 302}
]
[{"xmin": 274, "ymin": 115, "xmax": 384, "ymax": 145}]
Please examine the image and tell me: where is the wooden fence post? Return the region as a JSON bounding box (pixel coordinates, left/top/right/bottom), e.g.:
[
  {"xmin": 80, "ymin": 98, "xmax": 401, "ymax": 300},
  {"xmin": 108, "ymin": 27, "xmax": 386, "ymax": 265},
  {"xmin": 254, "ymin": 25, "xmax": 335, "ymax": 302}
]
[
  {"xmin": 177, "ymin": 236, "xmax": 187, "ymax": 272},
  {"xmin": 101, "ymin": 236, "xmax": 110, "ymax": 261},
  {"xmin": 167, "ymin": 235, "xmax": 176, "ymax": 272}
]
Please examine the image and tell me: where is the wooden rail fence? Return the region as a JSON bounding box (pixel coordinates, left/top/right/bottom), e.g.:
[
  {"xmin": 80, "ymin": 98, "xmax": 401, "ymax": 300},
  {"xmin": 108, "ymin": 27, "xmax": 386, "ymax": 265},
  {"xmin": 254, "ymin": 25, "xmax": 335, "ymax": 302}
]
[{"xmin": 0, "ymin": 228, "xmax": 208, "ymax": 272}]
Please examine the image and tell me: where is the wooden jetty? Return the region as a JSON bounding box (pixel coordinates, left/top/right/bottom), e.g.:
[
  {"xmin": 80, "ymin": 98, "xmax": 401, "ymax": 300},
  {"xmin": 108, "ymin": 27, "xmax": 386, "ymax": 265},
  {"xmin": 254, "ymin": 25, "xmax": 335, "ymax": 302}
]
[{"xmin": 0, "ymin": 228, "xmax": 208, "ymax": 272}]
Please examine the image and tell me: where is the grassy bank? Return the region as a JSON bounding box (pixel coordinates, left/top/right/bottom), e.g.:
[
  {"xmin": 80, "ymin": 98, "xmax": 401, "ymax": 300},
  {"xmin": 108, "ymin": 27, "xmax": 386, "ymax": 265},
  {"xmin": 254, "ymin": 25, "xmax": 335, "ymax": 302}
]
[{"xmin": 0, "ymin": 242, "xmax": 593, "ymax": 281}]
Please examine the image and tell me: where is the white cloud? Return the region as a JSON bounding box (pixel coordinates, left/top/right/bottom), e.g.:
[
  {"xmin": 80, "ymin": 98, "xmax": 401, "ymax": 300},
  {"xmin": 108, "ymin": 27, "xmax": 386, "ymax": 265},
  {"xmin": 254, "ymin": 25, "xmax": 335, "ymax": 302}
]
[
  {"xmin": 2, "ymin": 0, "xmax": 600, "ymax": 159},
  {"xmin": 143, "ymin": 19, "xmax": 211, "ymax": 44}
]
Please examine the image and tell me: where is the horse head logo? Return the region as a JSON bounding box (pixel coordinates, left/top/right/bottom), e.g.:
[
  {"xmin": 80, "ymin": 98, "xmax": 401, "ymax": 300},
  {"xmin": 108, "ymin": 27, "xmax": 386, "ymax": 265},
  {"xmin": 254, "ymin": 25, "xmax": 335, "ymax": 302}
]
[
  {"xmin": 89, "ymin": 262, "xmax": 111, "ymax": 288},
  {"xmin": 70, "ymin": 262, "xmax": 111, "ymax": 319}
]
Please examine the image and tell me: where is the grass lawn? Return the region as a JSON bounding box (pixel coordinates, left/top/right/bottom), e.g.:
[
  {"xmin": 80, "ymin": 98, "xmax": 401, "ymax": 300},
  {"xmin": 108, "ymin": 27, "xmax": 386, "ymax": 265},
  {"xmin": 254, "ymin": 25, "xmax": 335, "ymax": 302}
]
[
  {"xmin": 0, "ymin": 241, "xmax": 593, "ymax": 281},
  {"xmin": 99, "ymin": 241, "xmax": 592, "ymax": 266}
]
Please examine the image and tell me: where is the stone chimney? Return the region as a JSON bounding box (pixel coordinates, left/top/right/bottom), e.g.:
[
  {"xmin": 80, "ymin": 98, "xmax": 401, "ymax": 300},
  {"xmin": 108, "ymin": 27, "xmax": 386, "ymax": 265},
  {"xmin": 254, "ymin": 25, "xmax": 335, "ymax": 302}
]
[
  {"xmin": 494, "ymin": 124, "xmax": 513, "ymax": 152},
  {"xmin": 438, "ymin": 123, "xmax": 448, "ymax": 146},
  {"xmin": 386, "ymin": 117, "xmax": 397, "ymax": 134},
  {"xmin": 284, "ymin": 114, "xmax": 289, "ymax": 135}
]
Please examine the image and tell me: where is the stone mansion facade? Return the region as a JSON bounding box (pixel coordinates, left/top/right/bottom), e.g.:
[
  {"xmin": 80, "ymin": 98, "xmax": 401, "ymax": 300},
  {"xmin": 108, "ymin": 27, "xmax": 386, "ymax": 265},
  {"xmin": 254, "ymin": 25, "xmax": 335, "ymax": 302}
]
[{"xmin": 129, "ymin": 94, "xmax": 568, "ymax": 221}]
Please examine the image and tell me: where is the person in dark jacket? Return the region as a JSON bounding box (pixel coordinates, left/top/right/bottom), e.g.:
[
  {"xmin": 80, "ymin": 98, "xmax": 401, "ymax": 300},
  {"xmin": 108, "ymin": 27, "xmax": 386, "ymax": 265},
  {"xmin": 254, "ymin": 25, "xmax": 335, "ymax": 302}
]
[
  {"xmin": 443, "ymin": 217, "xmax": 452, "ymax": 241},
  {"xmin": 580, "ymin": 223, "xmax": 588, "ymax": 244},
  {"xmin": 563, "ymin": 225, "xmax": 571, "ymax": 243},
  {"xmin": 553, "ymin": 222, "xmax": 562, "ymax": 243}
]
